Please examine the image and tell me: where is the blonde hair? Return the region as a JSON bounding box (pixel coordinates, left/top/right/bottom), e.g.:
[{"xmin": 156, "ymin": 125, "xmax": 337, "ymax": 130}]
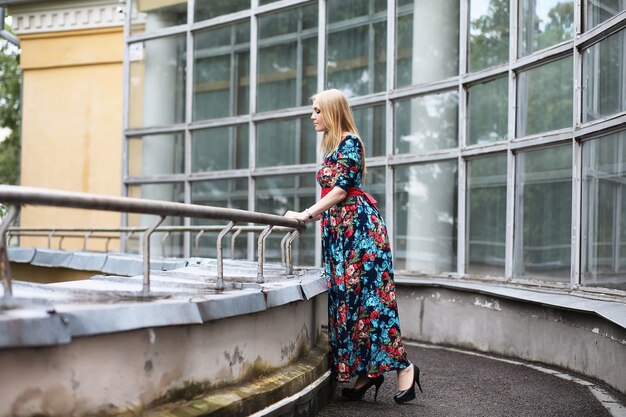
[{"xmin": 311, "ymin": 89, "xmax": 367, "ymax": 180}]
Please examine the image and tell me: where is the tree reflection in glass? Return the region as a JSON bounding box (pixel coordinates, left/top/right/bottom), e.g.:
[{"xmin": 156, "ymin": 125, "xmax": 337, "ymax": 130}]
[
  {"xmin": 514, "ymin": 145, "xmax": 572, "ymax": 282},
  {"xmin": 394, "ymin": 91, "xmax": 459, "ymax": 154},
  {"xmin": 519, "ymin": 0, "xmax": 574, "ymax": 57},
  {"xmin": 469, "ymin": 0, "xmax": 510, "ymax": 72},
  {"xmin": 466, "ymin": 154, "xmax": 507, "ymax": 276},
  {"xmin": 582, "ymin": 130, "xmax": 626, "ymax": 291}
]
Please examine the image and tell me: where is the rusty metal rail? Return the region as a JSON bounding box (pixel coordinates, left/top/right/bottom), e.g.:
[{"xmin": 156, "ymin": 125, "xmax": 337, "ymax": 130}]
[{"xmin": 0, "ymin": 185, "xmax": 304, "ymax": 302}]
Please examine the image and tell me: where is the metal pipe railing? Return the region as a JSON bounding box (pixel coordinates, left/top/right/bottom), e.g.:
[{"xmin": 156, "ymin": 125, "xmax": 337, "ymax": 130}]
[{"xmin": 0, "ymin": 185, "xmax": 304, "ymax": 301}]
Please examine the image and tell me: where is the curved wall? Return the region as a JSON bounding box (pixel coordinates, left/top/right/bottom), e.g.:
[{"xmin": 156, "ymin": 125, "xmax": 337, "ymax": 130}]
[{"xmin": 396, "ymin": 281, "xmax": 626, "ymax": 396}]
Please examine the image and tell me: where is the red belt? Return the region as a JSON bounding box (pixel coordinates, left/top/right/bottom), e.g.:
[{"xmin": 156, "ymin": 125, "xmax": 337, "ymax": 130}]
[{"xmin": 321, "ymin": 187, "xmax": 379, "ymax": 211}]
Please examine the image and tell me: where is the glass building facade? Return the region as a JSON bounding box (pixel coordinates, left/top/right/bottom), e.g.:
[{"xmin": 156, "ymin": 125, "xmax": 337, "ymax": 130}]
[{"xmin": 123, "ymin": 0, "xmax": 626, "ymax": 292}]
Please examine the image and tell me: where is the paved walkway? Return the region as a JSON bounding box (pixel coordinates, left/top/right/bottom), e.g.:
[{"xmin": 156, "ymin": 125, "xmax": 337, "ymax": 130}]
[{"xmin": 318, "ymin": 343, "xmax": 625, "ymax": 417}]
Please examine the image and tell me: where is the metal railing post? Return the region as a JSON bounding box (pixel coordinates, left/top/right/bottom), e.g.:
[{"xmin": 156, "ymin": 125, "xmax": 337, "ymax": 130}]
[
  {"xmin": 160, "ymin": 232, "xmax": 170, "ymax": 257},
  {"xmin": 230, "ymin": 228, "xmax": 242, "ymax": 260},
  {"xmin": 194, "ymin": 230, "xmax": 205, "ymax": 257},
  {"xmin": 286, "ymin": 230, "xmax": 300, "ymax": 276},
  {"xmin": 257, "ymin": 225, "xmax": 274, "ymax": 283},
  {"xmin": 0, "ymin": 206, "xmax": 20, "ymax": 304},
  {"xmin": 83, "ymin": 231, "xmax": 92, "ymax": 251},
  {"xmin": 216, "ymin": 221, "xmax": 236, "ymax": 290},
  {"xmin": 142, "ymin": 216, "xmax": 166, "ymax": 296}
]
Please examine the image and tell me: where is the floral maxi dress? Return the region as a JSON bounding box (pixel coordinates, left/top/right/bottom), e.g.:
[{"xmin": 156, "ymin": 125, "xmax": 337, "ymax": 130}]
[{"xmin": 317, "ymin": 135, "xmax": 410, "ymax": 382}]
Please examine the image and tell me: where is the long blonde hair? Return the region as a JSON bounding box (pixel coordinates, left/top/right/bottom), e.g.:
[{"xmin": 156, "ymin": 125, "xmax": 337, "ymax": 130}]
[{"xmin": 312, "ymin": 89, "xmax": 367, "ymax": 179}]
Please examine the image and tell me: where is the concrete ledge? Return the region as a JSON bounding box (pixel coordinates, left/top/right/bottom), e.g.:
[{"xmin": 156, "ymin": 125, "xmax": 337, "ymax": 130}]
[
  {"xmin": 7, "ymin": 247, "xmax": 35, "ymax": 263},
  {"xmin": 396, "ymin": 277, "xmax": 626, "ymax": 329},
  {"xmin": 31, "ymin": 249, "xmax": 73, "ymax": 268}
]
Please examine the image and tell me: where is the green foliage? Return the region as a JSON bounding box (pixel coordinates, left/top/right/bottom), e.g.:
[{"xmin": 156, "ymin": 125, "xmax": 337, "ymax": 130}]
[
  {"xmin": 469, "ymin": 0, "xmax": 510, "ymax": 72},
  {"xmin": 0, "ymin": 23, "xmax": 20, "ymax": 186}
]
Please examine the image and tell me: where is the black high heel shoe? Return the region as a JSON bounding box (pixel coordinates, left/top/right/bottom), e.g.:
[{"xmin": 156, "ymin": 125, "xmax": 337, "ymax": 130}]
[
  {"xmin": 393, "ymin": 364, "xmax": 423, "ymax": 404},
  {"xmin": 341, "ymin": 375, "xmax": 385, "ymax": 402}
]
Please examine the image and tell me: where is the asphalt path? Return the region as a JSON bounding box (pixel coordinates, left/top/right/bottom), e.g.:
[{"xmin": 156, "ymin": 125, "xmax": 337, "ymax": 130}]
[{"xmin": 317, "ymin": 343, "xmax": 623, "ymax": 417}]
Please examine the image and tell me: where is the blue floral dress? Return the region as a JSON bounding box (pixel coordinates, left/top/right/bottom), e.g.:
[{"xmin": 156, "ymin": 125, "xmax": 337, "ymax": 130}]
[{"xmin": 317, "ymin": 135, "xmax": 410, "ymax": 382}]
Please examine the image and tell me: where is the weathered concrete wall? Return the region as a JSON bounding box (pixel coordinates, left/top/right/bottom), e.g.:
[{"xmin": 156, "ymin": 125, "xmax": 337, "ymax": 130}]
[
  {"xmin": 396, "ymin": 285, "xmax": 626, "ymax": 396},
  {"xmin": 0, "ymin": 295, "xmax": 326, "ymax": 417}
]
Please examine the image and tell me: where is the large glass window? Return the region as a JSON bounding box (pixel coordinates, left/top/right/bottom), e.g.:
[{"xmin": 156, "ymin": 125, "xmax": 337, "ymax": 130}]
[
  {"xmin": 468, "ymin": 0, "xmax": 510, "ymax": 72},
  {"xmin": 193, "ymin": 22, "xmax": 250, "ymax": 121},
  {"xmin": 257, "ymin": 4, "xmax": 318, "ymax": 112},
  {"xmin": 582, "ymin": 27, "xmax": 626, "ymax": 123},
  {"xmin": 514, "ymin": 145, "xmax": 572, "ymax": 282},
  {"xmin": 256, "ymin": 116, "xmax": 317, "ymax": 168},
  {"xmin": 516, "ymin": 56, "xmax": 573, "ymax": 137},
  {"xmin": 128, "ymin": 133, "xmax": 184, "ymax": 177},
  {"xmin": 352, "ymin": 104, "xmax": 386, "ymax": 157},
  {"xmin": 394, "ymin": 91, "xmax": 459, "ymax": 154},
  {"xmin": 394, "ymin": 161, "xmax": 458, "ymax": 273},
  {"xmin": 129, "ymin": 36, "xmax": 187, "ymax": 129},
  {"xmin": 467, "ymin": 77, "xmax": 508, "ymax": 145},
  {"xmin": 518, "ymin": 0, "xmax": 575, "ymax": 57},
  {"xmin": 191, "ymin": 178, "xmax": 249, "ymax": 258},
  {"xmin": 395, "ymin": 0, "xmax": 459, "ymax": 86},
  {"xmin": 582, "ymin": 130, "xmax": 626, "ymax": 291},
  {"xmin": 256, "ymin": 174, "xmax": 317, "ymax": 265},
  {"xmin": 466, "ymin": 154, "xmax": 507, "ymax": 276},
  {"xmin": 130, "ymin": 0, "xmax": 187, "ymax": 35},
  {"xmin": 585, "ymin": 0, "xmax": 626, "ymax": 29},
  {"xmin": 326, "ymin": 0, "xmax": 387, "ymax": 97},
  {"xmin": 192, "ymin": 125, "xmax": 249, "ymax": 173},
  {"xmin": 195, "ymin": 0, "xmax": 249, "ymax": 22}
]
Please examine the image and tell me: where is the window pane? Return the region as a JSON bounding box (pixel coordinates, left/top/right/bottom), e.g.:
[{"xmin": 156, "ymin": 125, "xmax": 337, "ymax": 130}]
[
  {"xmin": 582, "ymin": 130, "xmax": 626, "ymax": 290},
  {"xmin": 514, "ymin": 145, "xmax": 572, "ymax": 282},
  {"xmin": 191, "ymin": 179, "xmax": 249, "ymax": 258},
  {"xmin": 394, "ymin": 161, "xmax": 458, "ymax": 273},
  {"xmin": 130, "ymin": 0, "xmax": 187, "ymax": 35},
  {"xmin": 257, "ymin": 4, "xmax": 318, "ymax": 112},
  {"xmin": 195, "ymin": 0, "xmax": 249, "ymax": 22},
  {"xmin": 585, "ymin": 0, "xmax": 626, "ymax": 29},
  {"xmin": 396, "ymin": 0, "xmax": 459, "ymax": 87},
  {"xmin": 466, "ymin": 154, "xmax": 507, "ymax": 276},
  {"xmin": 256, "ymin": 116, "xmax": 317, "ymax": 168},
  {"xmin": 127, "ymin": 183, "xmax": 185, "ymax": 257},
  {"xmin": 128, "ymin": 133, "xmax": 184, "ymax": 177},
  {"xmin": 129, "ymin": 36, "xmax": 187, "ymax": 129},
  {"xmin": 352, "ymin": 104, "xmax": 386, "ymax": 157},
  {"xmin": 468, "ymin": 77, "xmax": 508, "ymax": 145},
  {"xmin": 394, "ymin": 91, "xmax": 459, "ymax": 154},
  {"xmin": 582, "ymin": 27, "xmax": 626, "ymax": 123},
  {"xmin": 256, "ymin": 174, "xmax": 317, "ymax": 265},
  {"xmin": 192, "ymin": 125, "xmax": 249, "ymax": 172},
  {"xmin": 516, "ymin": 56, "xmax": 573, "ymax": 137},
  {"xmin": 366, "ymin": 166, "xmax": 386, "ymax": 219},
  {"xmin": 326, "ymin": 0, "xmax": 386, "ymax": 97},
  {"xmin": 469, "ymin": 0, "xmax": 510, "ymax": 72},
  {"xmin": 518, "ymin": 0, "xmax": 574, "ymax": 57},
  {"xmin": 193, "ymin": 22, "xmax": 250, "ymax": 121}
]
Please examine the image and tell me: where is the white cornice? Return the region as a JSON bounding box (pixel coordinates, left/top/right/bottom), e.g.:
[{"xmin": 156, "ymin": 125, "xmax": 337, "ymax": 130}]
[{"xmin": 10, "ymin": 0, "xmax": 125, "ymax": 34}]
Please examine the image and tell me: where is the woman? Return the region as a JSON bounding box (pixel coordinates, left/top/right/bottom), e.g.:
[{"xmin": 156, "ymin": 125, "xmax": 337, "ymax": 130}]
[{"xmin": 285, "ymin": 89, "xmax": 422, "ymax": 404}]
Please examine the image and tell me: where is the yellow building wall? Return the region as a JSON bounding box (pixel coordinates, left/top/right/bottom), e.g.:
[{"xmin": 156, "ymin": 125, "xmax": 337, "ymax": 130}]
[{"xmin": 19, "ymin": 27, "xmax": 124, "ymax": 251}]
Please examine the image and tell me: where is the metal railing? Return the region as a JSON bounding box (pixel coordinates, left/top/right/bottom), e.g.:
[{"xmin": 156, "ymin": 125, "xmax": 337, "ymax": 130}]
[
  {"xmin": 7, "ymin": 225, "xmax": 298, "ymax": 259},
  {"xmin": 0, "ymin": 185, "xmax": 304, "ymax": 303}
]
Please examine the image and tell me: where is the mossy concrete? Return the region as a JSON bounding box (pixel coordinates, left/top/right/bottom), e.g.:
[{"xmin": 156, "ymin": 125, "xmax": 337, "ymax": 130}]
[{"xmin": 118, "ymin": 335, "xmax": 330, "ymax": 417}]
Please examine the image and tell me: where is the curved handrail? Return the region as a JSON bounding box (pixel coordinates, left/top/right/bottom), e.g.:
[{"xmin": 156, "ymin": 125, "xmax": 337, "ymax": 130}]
[{"xmin": 0, "ymin": 185, "xmax": 305, "ymax": 302}]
